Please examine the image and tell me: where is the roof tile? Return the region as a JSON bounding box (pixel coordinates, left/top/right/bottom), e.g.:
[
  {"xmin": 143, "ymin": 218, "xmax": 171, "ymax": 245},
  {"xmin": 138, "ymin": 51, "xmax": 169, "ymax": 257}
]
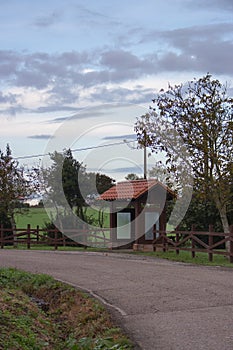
[{"xmin": 99, "ymin": 179, "xmax": 160, "ymax": 200}]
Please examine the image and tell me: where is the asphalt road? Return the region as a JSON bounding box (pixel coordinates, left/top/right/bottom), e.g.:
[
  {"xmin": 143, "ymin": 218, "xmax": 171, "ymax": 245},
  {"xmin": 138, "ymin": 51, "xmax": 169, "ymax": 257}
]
[{"xmin": 0, "ymin": 250, "xmax": 233, "ymax": 350}]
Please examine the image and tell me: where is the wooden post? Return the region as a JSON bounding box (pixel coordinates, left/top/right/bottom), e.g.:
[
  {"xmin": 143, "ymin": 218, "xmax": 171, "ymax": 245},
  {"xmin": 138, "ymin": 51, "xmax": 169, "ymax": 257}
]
[
  {"xmin": 191, "ymin": 224, "xmax": 195, "ymax": 259},
  {"xmin": 62, "ymin": 233, "xmax": 65, "ymax": 247},
  {"xmin": 54, "ymin": 229, "xmax": 58, "ymax": 250},
  {"xmin": 230, "ymin": 225, "xmax": 233, "ymax": 264},
  {"xmin": 27, "ymin": 224, "xmax": 31, "ymax": 249},
  {"xmin": 0, "ymin": 224, "xmax": 4, "ymax": 249},
  {"xmin": 13, "ymin": 224, "xmax": 17, "ymax": 248},
  {"xmin": 208, "ymin": 225, "xmax": 213, "ymax": 262},
  {"xmin": 162, "ymin": 227, "xmax": 166, "ymax": 252},
  {"xmin": 36, "ymin": 225, "xmax": 39, "ymax": 243}
]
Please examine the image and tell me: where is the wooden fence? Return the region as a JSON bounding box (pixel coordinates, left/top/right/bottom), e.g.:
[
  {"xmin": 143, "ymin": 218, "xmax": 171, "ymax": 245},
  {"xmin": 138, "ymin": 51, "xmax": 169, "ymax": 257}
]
[
  {"xmin": 152, "ymin": 225, "xmax": 233, "ymax": 263},
  {"xmin": 1, "ymin": 224, "xmax": 233, "ymax": 263},
  {"xmin": 0, "ymin": 224, "xmax": 110, "ymax": 250}
]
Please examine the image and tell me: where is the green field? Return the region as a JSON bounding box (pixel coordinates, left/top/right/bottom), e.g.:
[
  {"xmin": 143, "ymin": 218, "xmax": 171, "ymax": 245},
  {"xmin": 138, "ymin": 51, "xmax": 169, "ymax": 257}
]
[
  {"xmin": 14, "ymin": 206, "xmax": 110, "ymax": 229},
  {"xmin": 14, "ymin": 207, "xmax": 51, "ymax": 228}
]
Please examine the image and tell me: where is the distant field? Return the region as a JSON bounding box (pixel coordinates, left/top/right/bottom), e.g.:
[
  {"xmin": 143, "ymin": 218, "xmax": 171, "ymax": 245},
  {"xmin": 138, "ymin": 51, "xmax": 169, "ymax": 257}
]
[
  {"xmin": 14, "ymin": 206, "xmax": 110, "ymax": 229},
  {"xmin": 14, "ymin": 207, "xmax": 51, "ymax": 228}
]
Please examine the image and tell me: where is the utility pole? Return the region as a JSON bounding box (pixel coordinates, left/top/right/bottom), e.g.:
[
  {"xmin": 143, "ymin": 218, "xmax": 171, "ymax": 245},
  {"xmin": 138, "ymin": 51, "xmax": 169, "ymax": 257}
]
[{"xmin": 143, "ymin": 130, "xmax": 147, "ymax": 179}]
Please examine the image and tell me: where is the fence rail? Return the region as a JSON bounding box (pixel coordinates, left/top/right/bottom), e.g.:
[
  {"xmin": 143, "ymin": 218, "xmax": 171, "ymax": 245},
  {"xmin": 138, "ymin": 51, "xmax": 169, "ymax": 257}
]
[
  {"xmin": 0, "ymin": 224, "xmax": 110, "ymax": 250},
  {"xmin": 1, "ymin": 224, "xmax": 233, "ymax": 263},
  {"xmin": 152, "ymin": 225, "xmax": 233, "ymax": 263}
]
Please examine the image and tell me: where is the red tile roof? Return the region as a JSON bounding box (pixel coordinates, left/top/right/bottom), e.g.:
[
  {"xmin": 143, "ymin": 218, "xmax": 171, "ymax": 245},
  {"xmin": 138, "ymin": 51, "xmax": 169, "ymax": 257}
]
[{"xmin": 99, "ymin": 179, "xmax": 173, "ymax": 201}]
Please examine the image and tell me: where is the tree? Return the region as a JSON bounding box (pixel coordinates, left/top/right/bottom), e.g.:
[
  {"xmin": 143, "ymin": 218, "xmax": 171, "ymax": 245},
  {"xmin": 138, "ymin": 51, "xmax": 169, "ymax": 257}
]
[
  {"xmin": 0, "ymin": 144, "xmax": 32, "ymax": 227},
  {"xmin": 87, "ymin": 172, "xmax": 115, "ymax": 195},
  {"xmin": 42, "ymin": 149, "xmax": 87, "ymax": 223},
  {"xmin": 135, "ymin": 74, "xmax": 233, "ymax": 233},
  {"xmin": 42, "ymin": 149, "xmax": 115, "ymax": 226},
  {"xmin": 125, "ymin": 173, "xmax": 141, "ymax": 181}
]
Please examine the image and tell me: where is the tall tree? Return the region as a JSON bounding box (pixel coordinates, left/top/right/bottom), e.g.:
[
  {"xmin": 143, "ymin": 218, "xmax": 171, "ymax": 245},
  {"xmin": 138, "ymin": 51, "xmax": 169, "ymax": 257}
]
[
  {"xmin": 42, "ymin": 149, "xmax": 115, "ymax": 225},
  {"xmin": 135, "ymin": 74, "xmax": 233, "ymax": 233},
  {"xmin": 0, "ymin": 144, "xmax": 32, "ymax": 227},
  {"xmin": 42, "ymin": 149, "xmax": 86, "ymax": 220}
]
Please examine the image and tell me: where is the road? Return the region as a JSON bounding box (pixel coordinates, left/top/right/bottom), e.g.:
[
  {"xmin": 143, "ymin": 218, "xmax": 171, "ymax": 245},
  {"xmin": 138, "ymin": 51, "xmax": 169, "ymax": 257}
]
[{"xmin": 0, "ymin": 250, "xmax": 233, "ymax": 350}]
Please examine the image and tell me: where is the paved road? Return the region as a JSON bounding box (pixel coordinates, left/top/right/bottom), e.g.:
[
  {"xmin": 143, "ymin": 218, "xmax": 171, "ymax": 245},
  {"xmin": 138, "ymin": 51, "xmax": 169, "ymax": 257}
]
[{"xmin": 0, "ymin": 250, "xmax": 233, "ymax": 350}]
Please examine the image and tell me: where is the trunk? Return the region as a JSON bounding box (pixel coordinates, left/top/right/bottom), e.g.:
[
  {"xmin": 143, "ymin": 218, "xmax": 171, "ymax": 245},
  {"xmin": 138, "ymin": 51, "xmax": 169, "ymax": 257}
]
[
  {"xmin": 10, "ymin": 213, "xmax": 17, "ymax": 247},
  {"xmin": 215, "ymin": 199, "xmax": 230, "ymax": 251},
  {"xmin": 219, "ymin": 207, "xmax": 230, "ymax": 234}
]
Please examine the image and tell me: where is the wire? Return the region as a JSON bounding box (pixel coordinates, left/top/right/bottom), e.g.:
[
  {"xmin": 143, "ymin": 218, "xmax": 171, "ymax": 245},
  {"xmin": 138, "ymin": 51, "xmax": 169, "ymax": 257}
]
[{"xmin": 13, "ymin": 140, "xmax": 137, "ymax": 160}]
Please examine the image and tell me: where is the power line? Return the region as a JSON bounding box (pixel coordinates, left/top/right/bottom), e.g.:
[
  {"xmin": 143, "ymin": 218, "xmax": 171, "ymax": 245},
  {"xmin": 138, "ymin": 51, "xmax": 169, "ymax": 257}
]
[{"xmin": 13, "ymin": 140, "xmax": 137, "ymax": 160}]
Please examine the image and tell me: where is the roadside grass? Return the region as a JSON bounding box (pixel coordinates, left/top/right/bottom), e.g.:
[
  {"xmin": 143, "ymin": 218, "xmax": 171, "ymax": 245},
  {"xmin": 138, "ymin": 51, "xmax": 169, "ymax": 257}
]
[
  {"xmin": 0, "ymin": 267, "xmax": 132, "ymax": 350},
  {"xmin": 130, "ymin": 249, "xmax": 233, "ymax": 268},
  {"xmin": 3, "ymin": 242, "xmax": 233, "ymax": 268},
  {"xmin": 4, "ymin": 244, "xmax": 108, "ymax": 252}
]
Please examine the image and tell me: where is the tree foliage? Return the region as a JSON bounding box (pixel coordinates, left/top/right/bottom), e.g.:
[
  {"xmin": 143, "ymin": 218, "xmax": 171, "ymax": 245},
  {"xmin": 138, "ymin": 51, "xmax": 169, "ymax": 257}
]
[
  {"xmin": 0, "ymin": 144, "xmax": 32, "ymax": 227},
  {"xmin": 42, "ymin": 149, "xmax": 115, "ymax": 224},
  {"xmin": 125, "ymin": 173, "xmax": 142, "ymax": 181},
  {"xmin": 135, "ymin": 74, "xmax": 233, "ymax": 232}
]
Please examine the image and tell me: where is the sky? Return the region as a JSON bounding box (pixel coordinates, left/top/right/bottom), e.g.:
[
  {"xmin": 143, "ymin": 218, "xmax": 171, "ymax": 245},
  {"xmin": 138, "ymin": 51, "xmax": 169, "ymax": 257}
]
[{"xmin": 1, "ymin": 0, "xmax": 233, "ymax": 180}]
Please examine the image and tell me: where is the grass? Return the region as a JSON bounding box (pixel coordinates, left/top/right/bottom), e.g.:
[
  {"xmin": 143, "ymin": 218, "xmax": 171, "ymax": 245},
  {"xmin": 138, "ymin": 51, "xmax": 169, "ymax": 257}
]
[
  {"xmin": 4, "ymin": 241, "xmax": 233, "ymax": 268},
  {"xmin": 14, "ymin": 207, "xmax": 51, "ymax": 228},
  {"xmin": 14, "ymin": 206, "xmax": 110, "ymax": 229},
  {"xmin": 131, "ymin": 249, "xmax": 233, "ymax": 268},
  {"xmin": 0, "ymin": 267, "xmax": 133, "ymax": 350}
]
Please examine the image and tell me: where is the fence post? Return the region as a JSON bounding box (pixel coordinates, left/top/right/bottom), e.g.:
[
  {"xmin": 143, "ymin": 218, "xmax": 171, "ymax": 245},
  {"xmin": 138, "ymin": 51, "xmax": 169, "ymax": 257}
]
[
  {"xmin": 230, "ymin": 225, "xmax": 233, "ymax": 264},
  {"xmin": 36, "ymin": 225, "xmax": 39, "ymax": 243},
  {"xmin": 191, "ymin": 224, "xmax": 195, "ymax": 259},
  {"xmin": 0, "ymin": 224, "xmax": 4, "ymax": 249},
  {"xmin": 54, "ymin": 229, "xmax": 58, "ymax": 250},
  {"xmin": 62, "ymin": 233, "xmax": 66, "ymax": 247},
  {"xmin": 13, "ymin": 224, "xmax": 17, "ymax": 248},
  {"xmin": 208, "ymin": 225, "xmax": 214, "ymax": 262},
  {"xmin": 27, "ymin": 224, "xmax": 31, "ymax": 249}
]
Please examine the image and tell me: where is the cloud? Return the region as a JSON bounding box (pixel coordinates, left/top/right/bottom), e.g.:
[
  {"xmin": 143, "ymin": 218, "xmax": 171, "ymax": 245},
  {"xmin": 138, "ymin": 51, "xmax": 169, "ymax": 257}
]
[
  {"xmin": 0, "ymin": 105, "xmax": 27, "ymax": 116},
  {"xmin": 36, "ymin": 105, "xmax": 80, "ymax": 115},
  {"xmin": 100, "ymin": 49, "xmax": 157, "ymax": 79},
  {"xmin": 106, "ymin": 166, "xmax": 142, "ymax": 174},
  {"xmin": 89, "ymin": 86, "xmax": 155, "ymax": 104},
  {"xmin": 34, "ymin": 11, "xmax": 62, "ymax": 27},
  {"xmin": 0, "ymin": 18, "xmax": 233, "ymax": 115},
  {"xmin": 140, "ymin": 23, "xmax": 233, "ymax": 74},
  {"xmin": 74, "ymin": 4, "xmax": 121, "ymax": 28},
  {"xmin": 187, "ymin": 0, "xmax": 233, "ymax": 11},
  {"xmin": 47, "ymin": 107, "xmax": 115, "ymax": 123},
  {"xmin": 0, "ymin": 91, "xmax": 18, "ymax": 104},
  {"xmin": 0, "ymin": 49, "xmax": 157, "ymax": 92},
  {"xmin": 28, "ymin": 134, "xmax": 55, "ymax": 140},
  {"xmin": 102, "ymin": 134, "xmax": 137, "ymax": 141},
  {"xmin": 1, "ymin": 24, "xmax": 232, "ymax": 94}
]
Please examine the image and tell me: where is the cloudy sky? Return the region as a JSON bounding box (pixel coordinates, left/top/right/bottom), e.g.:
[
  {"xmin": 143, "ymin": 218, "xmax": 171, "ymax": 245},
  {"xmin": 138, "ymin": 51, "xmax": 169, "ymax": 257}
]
[{"xmin": 1, "ymin": 0, "xmax": 233, "ymax": 179}]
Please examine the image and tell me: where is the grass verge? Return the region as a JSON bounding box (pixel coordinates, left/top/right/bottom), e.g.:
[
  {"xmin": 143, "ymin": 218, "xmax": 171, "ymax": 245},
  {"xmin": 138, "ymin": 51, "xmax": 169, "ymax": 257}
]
[
  {"xmin": 0, "ymin": 268, "xmax": 133, "ymax": 350},
  {"xmin": 130, "ymin": 249, "xmax": 233, "ymax": 268},
  {"xmin": 3, "ymin": 244, "xmax": 233, "ymax": 268}
]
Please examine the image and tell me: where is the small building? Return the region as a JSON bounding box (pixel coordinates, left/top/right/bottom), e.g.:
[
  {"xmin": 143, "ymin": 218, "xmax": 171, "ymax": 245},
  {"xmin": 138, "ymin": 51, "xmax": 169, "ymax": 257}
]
[{"xmin": 99, "ymin": 179, "xmax": 175, "ymax": 248}]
